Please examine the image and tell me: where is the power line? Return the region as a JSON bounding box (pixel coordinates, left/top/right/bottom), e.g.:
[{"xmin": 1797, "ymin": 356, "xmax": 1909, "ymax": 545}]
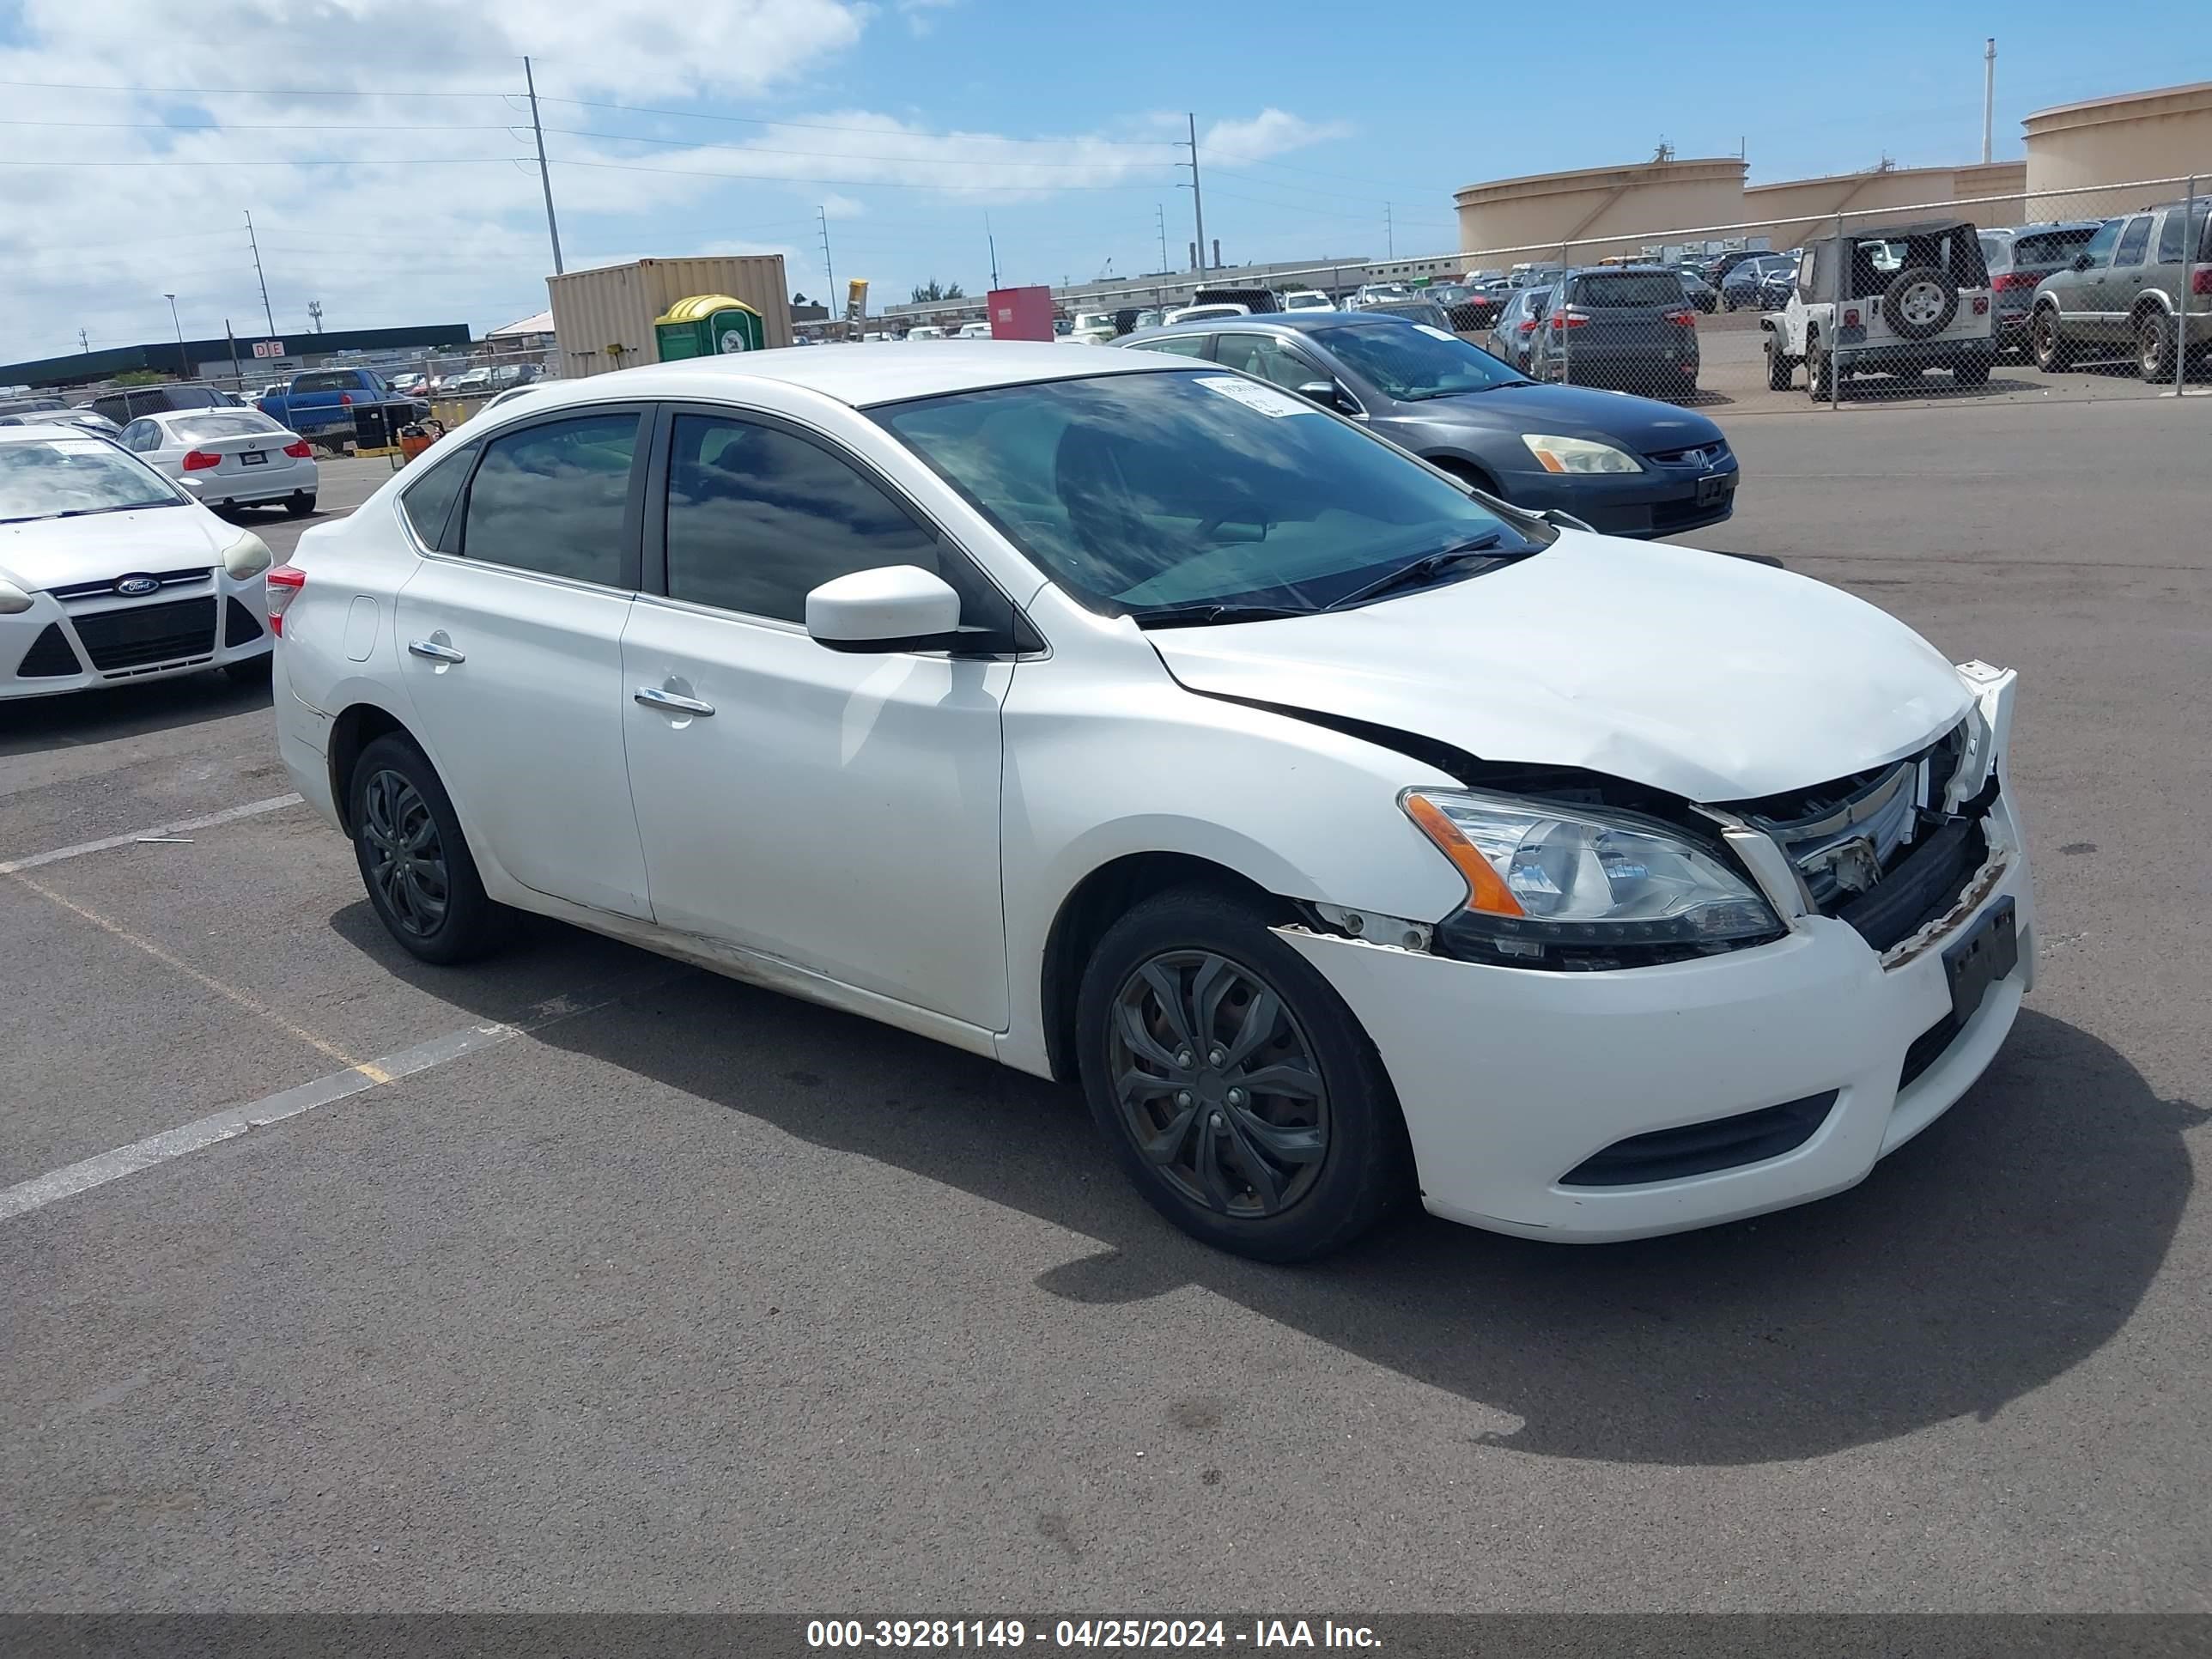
[
  {"xmin": 544, "ymin": 155, "xmax": 1169, "ymax": 191},
  {"xmin": 0, "ymin": 116, "xmax": 516, "ymax": 132},
  {"xmin": 0, "ymin": 76, "xmax": 512, "ymax": 98},
  {"xmin": 538, "ymin": 94, "xmax": 1178, "ymax": 151},
  {"xmin": 538, "ymin": 125, "xmax": 1182, "ymax": 173},
  {"xmin": 0, "ymin": 156, "xmax": 521, "ymax": 167}
]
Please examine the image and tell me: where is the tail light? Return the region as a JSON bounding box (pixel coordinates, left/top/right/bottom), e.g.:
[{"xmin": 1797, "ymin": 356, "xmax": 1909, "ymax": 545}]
[
  {"xmin": 282, "ymin": 439, "xmax": 312, "ymax": 459},
  {"xmin": 1843, "ymin": 307, "xmax": 1861, "ymax": 328},
  {"xmin": 265, "ymin": 563, "xmax": 304, "ymax": 636},
  {"xmin": 181, "ymin": 449, "xmax": 222, "ymax": 471},
  {"xmin": 1972, "ymin": 295, "xmax": 1990, "ymax": 314},
  {"xmin": 1992, "ymin": 271, "xmax": 2038, "ymax": 291},
  {"xmin": 2193, "ymin": 269, "xmax": 2212, "ymax": 295},
  {"xmin": 339, "ymin": 392, "xmax": 353, "ymax": 407},
  {"xmin": 1516, "ymin": 319, "xmax": 1538, "ymax": 334},
  {"xmin": 1662, "ymin": 308, "xmax": 1697, "ymax": 325},
  {"xmin": 1549, "ymin": 309, "xmax": 1590, "ymax": 331}
]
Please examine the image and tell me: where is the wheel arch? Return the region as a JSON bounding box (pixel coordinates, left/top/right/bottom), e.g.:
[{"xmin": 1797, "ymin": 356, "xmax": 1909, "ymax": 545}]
[
  {"xmin": 327, "ymin": 698, "xmax": 414, "ymax": 835},
  {"xmin": 1425, "ymin": 453, "xmax": 1504, "ymax": 495},
  {"xmin": 1039, "ymin": 852, "xmax": 1284, "ymax": 1085}
]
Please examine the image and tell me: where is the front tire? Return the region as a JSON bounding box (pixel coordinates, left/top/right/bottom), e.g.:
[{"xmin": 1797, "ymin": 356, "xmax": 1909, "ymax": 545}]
[
  {"xmin": 1806, "ymin": 337, "xmax": 1832, "ymax": 399},
  {"xmin": 348, "ymin": 733, "xmax": 510, "ymax": 964},
  {"xmin": 1075, "ymin": 886, "xmax": 1411, "ymax": 1261}
]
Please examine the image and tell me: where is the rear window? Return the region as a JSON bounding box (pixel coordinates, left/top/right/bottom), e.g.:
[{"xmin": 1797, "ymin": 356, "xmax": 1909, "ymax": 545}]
[
  {"xmin": 1567, "ymin": 272, "xmax": 1684, "ymax": 307},
  {"xmin": 171, "ymin": 412, "xmax": 284, "ymax": 442},
  {"xmin": 2011, "ymin": 228, "xmax": 2099, "ymax": 266},
  {"xmin": 292, "ymin": 371, "xmax": 358, "ymax": 394}
]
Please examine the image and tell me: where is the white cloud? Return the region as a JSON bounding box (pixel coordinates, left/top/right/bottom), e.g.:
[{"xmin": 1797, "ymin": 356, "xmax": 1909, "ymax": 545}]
[{"xmin": 1200, "ymin": 108, "xmax": 1354, "ymax": 159}]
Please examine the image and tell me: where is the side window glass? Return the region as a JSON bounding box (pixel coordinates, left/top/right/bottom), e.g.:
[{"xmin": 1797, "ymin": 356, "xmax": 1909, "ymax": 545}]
[
  {"xmin": 1214, "ymin": 333, "xmax": 1318, "ymax": 392},
  {"xmin": 1131, "ymin": 334, "xmax": 1209, "ymax": 358},
  {"xmin": 2114, "ymin": 216, "xmax": 2152, "ymax": 268},
  {"xmin": 400, "ymin": 442, "xmax": 477, "ymax": 551},
  {"xmin": 2155, "ymin": 210, "xmax": 2184, "ymax": 264},
  {"xmin": 664, "ymin": 414, "xmax": 948, "ymax": 624},
  {"xmin": 2081, "ymin": 219, "xmax": 2122, "ymax": 268},
  {"xmin": 460, "ymin": 413, "xmax": 640, "ymax": 586}
]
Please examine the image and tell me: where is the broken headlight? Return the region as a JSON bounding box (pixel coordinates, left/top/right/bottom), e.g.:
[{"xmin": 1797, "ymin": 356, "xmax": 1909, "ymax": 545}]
[{"xmin": 1402, "ymin": 787, "xmax": 1781, "ymax": 961}]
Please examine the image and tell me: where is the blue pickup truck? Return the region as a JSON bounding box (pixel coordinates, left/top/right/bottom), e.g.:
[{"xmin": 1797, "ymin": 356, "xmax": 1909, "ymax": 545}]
[{"xmin": 257, "ymin": 368, "xmax": 431, "ymax": 442}]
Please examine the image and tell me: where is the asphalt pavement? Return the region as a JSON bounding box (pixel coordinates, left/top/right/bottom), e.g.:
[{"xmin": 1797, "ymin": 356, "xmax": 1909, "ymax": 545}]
[{"xmin": 3, "ymin": 408, "xmax": 2207, "ymax": 1613}]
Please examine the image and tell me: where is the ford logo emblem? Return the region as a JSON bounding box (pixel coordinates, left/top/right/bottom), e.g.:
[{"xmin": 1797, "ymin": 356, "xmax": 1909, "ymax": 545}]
[{"xmin": 113, "ymin": 575, "xmax": 161, "ymax": 597}]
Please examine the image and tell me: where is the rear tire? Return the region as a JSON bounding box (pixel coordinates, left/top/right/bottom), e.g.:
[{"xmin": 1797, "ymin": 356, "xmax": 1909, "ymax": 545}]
[
  {"xmin": 2033, "ymin": 308, "xmax": 2074, "ymax": 372},
  {"xmin": 1075, "ymin": 885, "xmax": 1412, "ymax": 1262},
  {"xmin": 286, "ymin": 491, "xmax": 318, "ymax": 518},
  {"xmin": 2136, "ymin": 310, "xmax": 2175, "ymax": 382},
  {"xmin": 348, "ymin": 733, "xmax": 511, "ymax": 965}
]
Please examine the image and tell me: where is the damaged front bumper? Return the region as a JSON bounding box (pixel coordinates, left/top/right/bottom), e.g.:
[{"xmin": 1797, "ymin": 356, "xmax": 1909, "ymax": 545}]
[{"xmin": 1276, "ymin": 663, "xmax": 2035, "ymax": 1243}]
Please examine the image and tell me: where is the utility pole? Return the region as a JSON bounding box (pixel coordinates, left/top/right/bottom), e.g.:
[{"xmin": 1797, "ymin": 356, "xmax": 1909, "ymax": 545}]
[
  {"xmin": 78, "ymin": 328, "xmax": 90, "ymax": 353},
  {"xmin": 1981, "ymin": 38, "xmax": 1996, "ymax": 166},
  {"xmin": 165, "ymin": 292, "xmax": 186, "ymax": 376},
  {"xmin": 1156, "ymin": 203, "xmax": 1169, "ymax": 273},
  {"xmin": 986, "ymin": 210, "xmax": 1000, "ymax": 289},
  {"xmin": 817, "ymin": 206, "xmax": 837, "ymax": 334},
  {"xmin": 244, "ymin": 211, "xmax": 275, "ymax": 336},
  {"xmin": 1385, "ymin": 203, "xmax": 1394, "ymax": 260},
  {"xmin": 225, "ymin": 319, "xmax": 244, "ymax": 394},
  {"xmin": 307, "ymin": 299, "xmax": 324, "ymax": 334},
  {"xmin": 1185, "ymin": 112, "xmax": 1208, "ymax": 274},
  {"xmin": 524, "ymin": 56, "xmax": 564, "ymax": 275}
]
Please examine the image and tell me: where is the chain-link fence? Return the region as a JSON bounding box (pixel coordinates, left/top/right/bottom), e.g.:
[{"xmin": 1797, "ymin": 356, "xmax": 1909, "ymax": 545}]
[{"xmin": 1432, "ymin": 173, "xmax": 2206, "ymax": 413}]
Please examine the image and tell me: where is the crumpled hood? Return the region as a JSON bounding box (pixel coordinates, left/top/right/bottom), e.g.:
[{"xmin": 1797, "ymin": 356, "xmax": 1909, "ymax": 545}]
[
  {"xmin": 1148, "ymin": 531, "xmax": 1972, "ymax": 802},
  {"xmin": 0, "ymin": 504, "xmax": 229, "ymax": 591}
]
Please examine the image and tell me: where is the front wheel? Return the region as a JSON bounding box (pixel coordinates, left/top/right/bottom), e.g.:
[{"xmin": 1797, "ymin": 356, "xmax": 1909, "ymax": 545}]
[
  {"xmin": 349, "ymin": 733, "xmax": 511, "ymax": 964},
  {"xmin": 1076, "ymin": 886, "xmax": 1411, "ymax": 1261},
  {"xmin": 1806, "ymin": 339, "xmax": 1832, "ymax": 399}
]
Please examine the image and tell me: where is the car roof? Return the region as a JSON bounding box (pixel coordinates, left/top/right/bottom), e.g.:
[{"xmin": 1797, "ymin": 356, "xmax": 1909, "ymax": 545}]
[
  {"xmin": 489, "ymin": 341, "xmax": 1175, "ymax": 412},
  {"xmin": 0, "ymin": 422, "xmax": 99, "ymax": 444},
  {"xmin": 1121, "ymin": 312, "xmax": 1419, "ymax": 345}
]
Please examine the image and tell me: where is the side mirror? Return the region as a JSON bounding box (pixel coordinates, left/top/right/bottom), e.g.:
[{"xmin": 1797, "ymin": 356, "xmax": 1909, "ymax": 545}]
[
  {"xmin": 2073, "ymin": 252, "xmax": 2094, "ymax": 271},
  {"xmin": 1297, "ymin": 380, "xmax": 1357, "ymax": 415},
  {"xmin": 805, "ymin": 565, "xmax": 963, "ymax": 653}
]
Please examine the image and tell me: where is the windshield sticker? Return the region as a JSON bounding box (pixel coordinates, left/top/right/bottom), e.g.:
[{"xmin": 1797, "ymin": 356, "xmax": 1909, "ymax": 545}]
[
  {"xmin": 48, "ymin": 439, "xmax": 112, "ymax": 456},
  {"xmin": 1415, "ymin": 325, "xmax": 1461, "ymax": 343},
  {"xmin": 1194, "ymin": 375, "xmax": 1316, "ymax": 417}
]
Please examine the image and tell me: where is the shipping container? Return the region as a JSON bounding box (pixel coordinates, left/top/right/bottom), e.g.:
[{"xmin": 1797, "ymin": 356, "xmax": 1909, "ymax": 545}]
[{"xmin": 546, "ymin": 256, "xmax": 793, "ymax": 378}]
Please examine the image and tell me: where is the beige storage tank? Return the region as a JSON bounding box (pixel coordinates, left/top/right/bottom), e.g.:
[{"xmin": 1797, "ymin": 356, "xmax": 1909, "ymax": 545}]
[
  {"xmin": 1744, "ymin": 161, "xmax": 2027, "ymax": 244},
  {"xmin": 2024, "ymin": 82, "xmax": 2212, "ymax": 218},
  {"xmin": 1456, "ymin": 157, "xmax": 1747, "ymax": 262},
  {"xmin": 548, "ymin": 256, "xmax": 793, "ymax": 378}
]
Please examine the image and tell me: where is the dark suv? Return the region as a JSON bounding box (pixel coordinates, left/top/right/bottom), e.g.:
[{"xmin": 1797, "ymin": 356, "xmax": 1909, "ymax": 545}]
[
  {"xmin": 1979, "ymin": 222, "xmax": 2106, "ymax": 358},
  {"xmin": 1484, "ymin": 268, "xmax": 1700, "ymax": 396},
  {"xmin": 87, "ymin": 383, "xmax": 240, "ymax": 425},
  {"xmin": 2029, "ymin": 200, "xmax": 2211, "ymax": 380}
]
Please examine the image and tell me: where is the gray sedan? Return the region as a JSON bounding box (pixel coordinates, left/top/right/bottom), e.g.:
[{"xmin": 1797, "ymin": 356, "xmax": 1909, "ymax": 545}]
[{"xmin": 1117, "ymin": 312, "xmax": 1737, "ymax": 538}]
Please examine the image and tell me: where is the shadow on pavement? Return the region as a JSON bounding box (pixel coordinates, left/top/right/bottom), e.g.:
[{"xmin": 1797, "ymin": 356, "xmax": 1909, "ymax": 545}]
[
  {"xmin": 356, "ymin": 908, "xmax": 2201, "ymax": 1468},
  {"xmin": 0, "ymin": 670, "xmax": 270, "ymax": 759}
]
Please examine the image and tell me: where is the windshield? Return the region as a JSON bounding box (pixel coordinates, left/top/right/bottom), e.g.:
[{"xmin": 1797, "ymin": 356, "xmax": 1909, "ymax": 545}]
[
  {"xmin": 875, "ymin": 370, "xmax": 1543, "ymax": 619},
  {"xmin": 1313, "ymin": 320, "xmax": 1526, "ymax": 399},
  {"xmin": 0, "ymin": 436, "xmax": 184, "ymax": 522}
]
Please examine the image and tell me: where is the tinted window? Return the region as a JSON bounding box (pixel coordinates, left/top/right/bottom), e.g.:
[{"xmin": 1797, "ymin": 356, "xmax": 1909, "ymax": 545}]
[
  {"xmin": 664, "ymin": 414, "xmax": 941, "ymax": 623},
  {"xmin": 1979, "ymin": 235, "xmax": 2009, "ymax": 270},
  {"xmin": 400, "ymin": 442, "xmax": 477, "ymax": 550},
  {"xmin": 878, "ymin": 371, "xmax": 1536, "ymax": 618},
  {"xmin": 1571, "ymin": 272, "xmax": 1683, "ymax": 307},
  {"xmin": 171, "ymin": 413, "xmax": 285, "ymax": 443},
  {"xmin": 119, "ymin": 420, "xmax": 161, "ymax": 452},
  {"xmin": 2079, "ymin": 219, "xmax": 2123, "ymax": 267},
  {"xmin": 1316, "ymin": 321, "xmax": 1524, "ymax": 398},
  {"xmin": 294, "ymin": 372, "xmax": 357, "ymax": 394},
  {"xmin": 2114, "ymin": 216, "xmax": 2153, "ymax": 267},
  {"xmin": 461, "ymin": 413, "xmax": 639, "ymax": 585},
  {"xmin": 2014, "ymin": 227, "xmax": 2100, "ymax": 266},
  {"xmin": 1213, "ymin": 332, "xmax": 1324, "ymax": 392},
  {"xmin": 1127, "ymin": 334, "xmax": 1210, "ymax": 358},
  {"xmin": 2154, "ymin": 206, "xmax": 2209, "ymax": 264}
]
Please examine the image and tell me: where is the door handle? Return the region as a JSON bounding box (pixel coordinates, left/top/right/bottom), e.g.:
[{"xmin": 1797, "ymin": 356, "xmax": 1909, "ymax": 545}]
[
  {"xmin": 635, "ymin": 686, "xmax": 714, "ymax": 716},
  {"xmin": 407, "ymin": 638, "xmax": 465, "ymax": 664}
]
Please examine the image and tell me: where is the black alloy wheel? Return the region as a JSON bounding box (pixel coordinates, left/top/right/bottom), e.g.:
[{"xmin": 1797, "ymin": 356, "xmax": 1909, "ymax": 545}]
[
  {"xmin": 1107, "ymin": 949, "xmax": 1330, "ymax": 1219},
  {"xmin": 360, "ymin": 768, "xmax": 449, "ymax": 939}
]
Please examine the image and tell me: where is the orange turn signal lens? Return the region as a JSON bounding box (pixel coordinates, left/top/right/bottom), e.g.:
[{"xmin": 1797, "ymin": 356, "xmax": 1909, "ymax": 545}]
[{"xmin": 1402, "ymin": 793, "xmax": 1525, "ymax": 917}]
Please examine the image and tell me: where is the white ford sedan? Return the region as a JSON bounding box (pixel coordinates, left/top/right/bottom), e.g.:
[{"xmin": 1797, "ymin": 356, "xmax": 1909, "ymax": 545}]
[
  {"xmin": 3, "ymin": 425, "xmax": 275, "ymax": 698},
  {"xmin": 270, "ymin": 345, "xmax": 2033, "ymax": 1261}
]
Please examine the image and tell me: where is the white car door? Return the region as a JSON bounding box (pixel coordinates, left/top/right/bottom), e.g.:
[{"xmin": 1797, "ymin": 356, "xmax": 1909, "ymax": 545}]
[
  {"xmin": 618, "ymin": 404, "xmax": 1013, "ymax": 1031},
  {"xmin": 392, "ymin": 405, "xmax": 653, "ymax": 920}
]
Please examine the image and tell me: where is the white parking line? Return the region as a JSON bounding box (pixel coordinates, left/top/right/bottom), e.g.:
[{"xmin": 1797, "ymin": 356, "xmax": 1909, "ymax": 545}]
[
  {"xmin": 0, "ymin": 979, "xmax": 675, "ymax": 1224},
  {"xmin": 0, "ymin": 793, "xmax": 302, "ymax": 875}
]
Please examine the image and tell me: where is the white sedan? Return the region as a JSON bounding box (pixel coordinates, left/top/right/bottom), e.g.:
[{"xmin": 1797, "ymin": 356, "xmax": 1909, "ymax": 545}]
[
  {"xmin": 2, "ymin": 424, "xmax": 275, "ymax": 698},
  {"xmin": 268, "ymin": 345, "xmax": 2033, "ymax": 1261},
  {"xmin": 118, "ymin": 408, "xmax": 318, "ymax": 516}
]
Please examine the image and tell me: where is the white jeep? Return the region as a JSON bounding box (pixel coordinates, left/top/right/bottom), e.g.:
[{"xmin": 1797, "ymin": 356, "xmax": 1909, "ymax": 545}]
[{"xmin": 1763, "ymin": 217, "xmax": 1996, "ymax": 398}]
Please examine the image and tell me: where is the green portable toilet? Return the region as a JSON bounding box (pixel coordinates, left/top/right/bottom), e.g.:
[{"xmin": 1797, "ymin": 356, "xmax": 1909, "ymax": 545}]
[{"xmin": 653, "ymin": 294, "xmax": 766, "ymax": 361}]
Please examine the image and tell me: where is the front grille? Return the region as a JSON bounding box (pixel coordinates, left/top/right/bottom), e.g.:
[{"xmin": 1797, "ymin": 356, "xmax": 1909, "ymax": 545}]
[
  {"xmin": 46, "ymin": 567, "xmax": 212, "ymax": 603},
  {"xmin": 223, "ymin": 597, "xmax": 263, "ymax": 647},
  {"xmin": 1647, "ymin": 440, "xmax": 1728, "ymax": 466},
  {"xmin": 1834, "ymin": 817, "xmax": 1987, "ymax": 952},
  {"xmin": 1560, "ymin": 1091, "xmax": 1838, "ymax": 1188},
  {"xmin": 1899, "ymin": 1011, "xmax": 1965, "ymax": 1093},
  {"xmin": 70, "ymin": 597, "xmax": 216, "ymax": 672},
  {"xmin": 15, "ymin": 623, "xmax": 81, "ymax": 678}
]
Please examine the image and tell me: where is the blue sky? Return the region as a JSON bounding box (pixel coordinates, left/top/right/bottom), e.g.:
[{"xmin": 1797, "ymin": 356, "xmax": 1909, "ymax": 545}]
[{"xmin": 1, "ymin": 0, "xmax": 2208, "ymax": 359}]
